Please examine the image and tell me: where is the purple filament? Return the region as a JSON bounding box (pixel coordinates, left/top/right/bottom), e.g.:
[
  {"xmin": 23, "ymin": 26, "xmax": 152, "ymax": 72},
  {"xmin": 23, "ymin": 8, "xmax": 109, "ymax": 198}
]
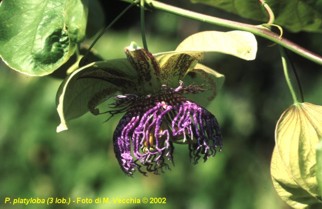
[{"xmin": 113, "ymin": 92, "xmax": 222, "ymax": 175}]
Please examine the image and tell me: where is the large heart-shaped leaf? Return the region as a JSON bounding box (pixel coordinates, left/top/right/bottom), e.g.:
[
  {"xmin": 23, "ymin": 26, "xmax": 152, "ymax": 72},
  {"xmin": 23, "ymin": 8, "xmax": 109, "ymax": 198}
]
[
  {"xmin": 175, "ymin": 31, "xmax": 257, "ymax": 61},
  {"xmin": 272, "ymin": 102, "xmax": 322, "ymax": 208},
  {"xmin": 0, "ymin": 0, "xmax": 88, "ymax": 76},
  {"xmin": 271, "ymin": 146, "xmax": 319, "ymax": 209},
  {"xmin": 191, "ymin": 0, "xmax": 322, "ymax": 33}
]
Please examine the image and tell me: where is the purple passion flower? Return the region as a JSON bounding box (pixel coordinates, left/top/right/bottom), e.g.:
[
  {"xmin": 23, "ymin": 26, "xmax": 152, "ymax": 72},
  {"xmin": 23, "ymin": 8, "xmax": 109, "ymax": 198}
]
[
  {"xmin": 56, "ymin": 42, "xmax": 224, "ymax": 176},
  {"xmin": 112, "ymin": 83, "xmax": 222, "ymax": 175},
  {"xmin": 110, "ymin": 44, "xmax": 222, "ymax": 175}
]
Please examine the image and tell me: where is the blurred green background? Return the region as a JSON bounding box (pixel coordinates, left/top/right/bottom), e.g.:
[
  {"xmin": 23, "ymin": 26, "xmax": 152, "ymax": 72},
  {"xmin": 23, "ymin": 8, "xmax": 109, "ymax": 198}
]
[{"xmin": 1, "ymin": 0, "xmax": 322, "ymax": 209}]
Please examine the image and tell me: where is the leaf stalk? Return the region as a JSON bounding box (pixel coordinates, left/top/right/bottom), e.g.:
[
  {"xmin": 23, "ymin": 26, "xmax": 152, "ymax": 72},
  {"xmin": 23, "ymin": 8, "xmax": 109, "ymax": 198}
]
[{"xmin": 280, "ymin": 47, "xmax": 299, "ymax": 104}]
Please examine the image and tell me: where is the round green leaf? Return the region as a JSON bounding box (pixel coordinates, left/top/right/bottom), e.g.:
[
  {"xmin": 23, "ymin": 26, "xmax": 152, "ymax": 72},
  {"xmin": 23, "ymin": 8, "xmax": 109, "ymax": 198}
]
[
  {"xmin": 0, "ymin": 0, "xmax": 88, "ymax": 76},
  {"xmin": 175, "ymin": 30, "xmax": 257, "ymax": 61}
]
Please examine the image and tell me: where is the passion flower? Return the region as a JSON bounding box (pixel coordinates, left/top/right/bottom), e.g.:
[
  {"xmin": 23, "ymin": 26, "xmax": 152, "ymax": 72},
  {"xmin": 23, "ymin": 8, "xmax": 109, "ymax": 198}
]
[
  {"xmin": 112, "ymin": 81, "xmax": 222, "ymax": 175},
  {"xmin": 56, "ymin": 42, "xmax": 225, "ymax": 175}
]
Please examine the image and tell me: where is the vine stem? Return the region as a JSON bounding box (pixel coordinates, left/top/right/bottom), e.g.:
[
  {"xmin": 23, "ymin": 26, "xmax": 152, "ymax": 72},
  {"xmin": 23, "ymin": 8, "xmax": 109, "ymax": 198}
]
[
  {"xmin": 140, "ymin": 0, "xmax": 149, "ymax": 50},
  {"xmin": 123, "ymin": 0, "xmax": 322, "ymax": 66},
  {"xmin": 280, "ymin": 47, "xmax": 299, "ymax": 104},
  {"xmin": 259, "ymin": 0, "xmax": 275, "ymax": 25}
]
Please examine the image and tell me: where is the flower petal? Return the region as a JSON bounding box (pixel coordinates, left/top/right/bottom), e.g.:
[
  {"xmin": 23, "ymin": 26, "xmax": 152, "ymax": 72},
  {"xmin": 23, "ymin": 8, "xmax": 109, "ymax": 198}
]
[
  {"xmin": 56, "ymin": 60, "xmax": 136, "ymax": 132},
  {"xmin": 125, "ymin": 42, "xmax": 162, "ymax": 92},
  {"xmin": 154, "ymin": 52, "xmax": 224, "ymax": 106},
  {"xmin": 175, "ymin": 30, "xmax": 257, "ymax": 61},
  {"xmin": 183, "ymin": 63, "xmax": 224, "ymax": 107},
  {"xmin": 154, "ymin": 52, "xmax": 199, "ymax": 87}
]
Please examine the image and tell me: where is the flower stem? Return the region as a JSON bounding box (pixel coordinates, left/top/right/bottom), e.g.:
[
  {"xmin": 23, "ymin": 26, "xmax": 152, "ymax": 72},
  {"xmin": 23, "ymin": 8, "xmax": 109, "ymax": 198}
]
[
  {"xmin": 83, "ymin": 2, "xmax": 137, "ymax": 60},
  {"xmin": 279, "ymin": 47, "xmax": 299, "ymax": 104},
  {"xmin": 123, "ymin": 0, "xmax": 322, "ymax": 66},
  {"xmin": 140, "ymin": 0, "xmax": 149, "ymax": 50}
]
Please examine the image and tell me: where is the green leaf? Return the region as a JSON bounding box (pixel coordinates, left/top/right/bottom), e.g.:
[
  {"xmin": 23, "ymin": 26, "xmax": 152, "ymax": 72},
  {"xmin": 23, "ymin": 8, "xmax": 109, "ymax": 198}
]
[
  {"xmin": 56, "ymin": 60, "xmax": 136, "ymax": 132},
  {"xmin": 317, "ymin": 141, "xmax": 322, "ymax": 198},
  {"xmin": 271, "ymin": 147, "xmax": 319, "ymax": 209},
  {"xmin": 272, "ymin": 102, "xmax": 322, "ymax": 208},
  {"xmin": 0, "ymin": 0, "xmax": 88, "ymax": 76},
  {"xmin": 175, "ymin": 31, "xmax": 257, "ymax": 61},
  {"xmin": 191, "ymin": 0, "xmax": 322, "ymax": 33}
]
